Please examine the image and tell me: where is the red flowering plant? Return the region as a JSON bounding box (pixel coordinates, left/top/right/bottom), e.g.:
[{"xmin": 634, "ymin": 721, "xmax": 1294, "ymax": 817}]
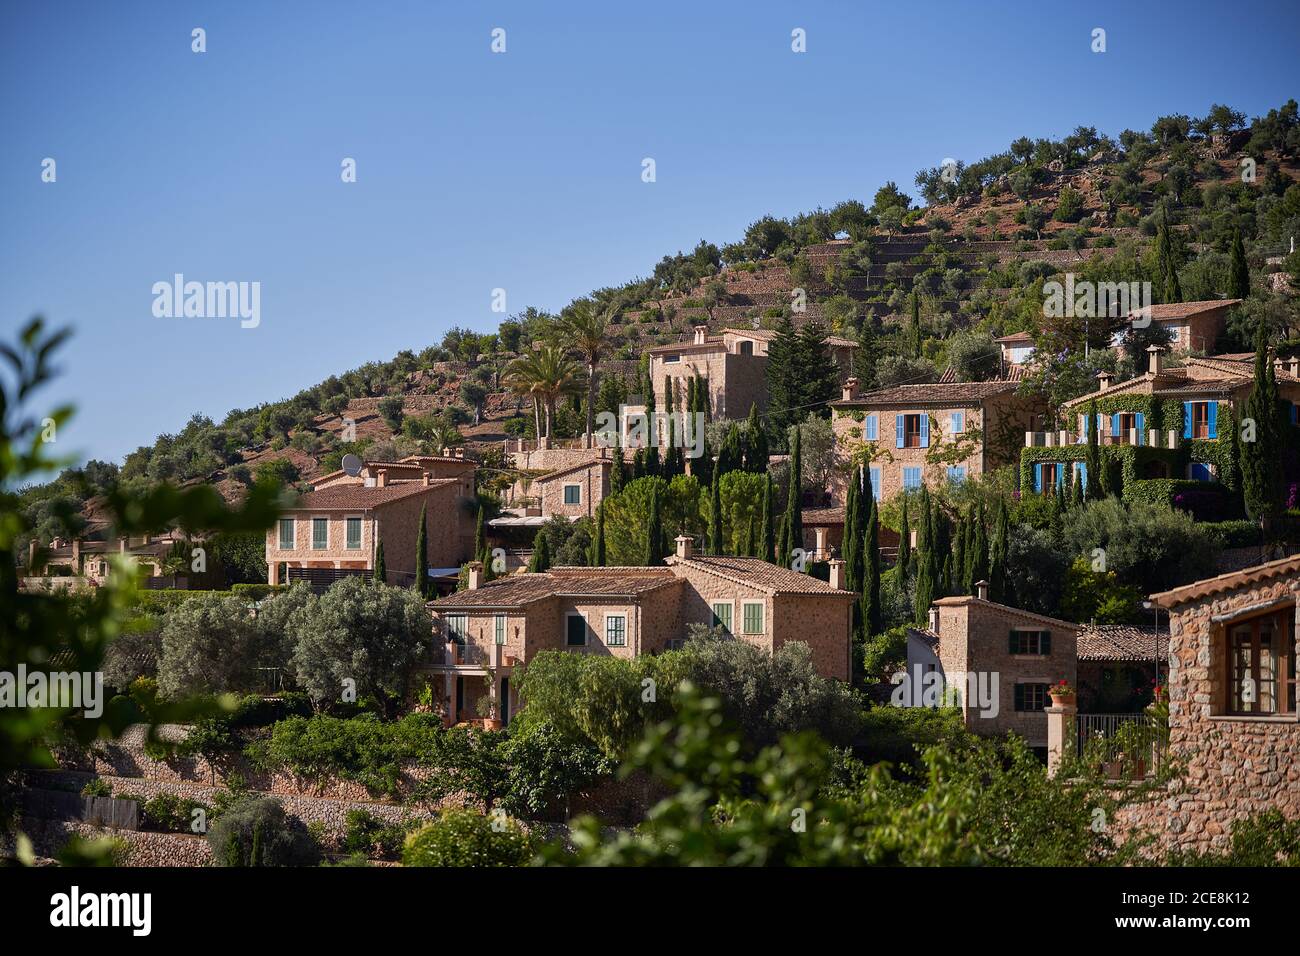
[{"xmin": 1048, "ymin": 679, "xmax": 1075, "ymax": 699}]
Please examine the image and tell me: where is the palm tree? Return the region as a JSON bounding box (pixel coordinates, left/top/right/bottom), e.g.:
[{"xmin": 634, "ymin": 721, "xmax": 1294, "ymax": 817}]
[
  {"xmin": 505, "ymin": 345, "xmax": 583, "ymax": 440},
  {"xmin": 553, "ymin": 301, "xmax": 611, "ymax": 448},
  {"xmin": 504, "ymin": 352, "xmax": 545, "ymax": 439}
]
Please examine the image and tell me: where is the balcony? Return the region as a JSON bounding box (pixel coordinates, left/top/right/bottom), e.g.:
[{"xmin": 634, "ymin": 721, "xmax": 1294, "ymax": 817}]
[
  {"xmin": 433, "ymin": 641, "xmax": 518, "ymax": 670},
  {"xmin": 1025, "ymin": 429, "xmax": 1181, "ymax": 449}
]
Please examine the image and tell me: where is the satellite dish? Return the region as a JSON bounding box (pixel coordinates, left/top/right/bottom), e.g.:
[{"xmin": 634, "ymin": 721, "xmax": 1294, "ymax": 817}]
[{"xmin": 341, "ymin": 454, "xmax": 363, "ymax": 477}]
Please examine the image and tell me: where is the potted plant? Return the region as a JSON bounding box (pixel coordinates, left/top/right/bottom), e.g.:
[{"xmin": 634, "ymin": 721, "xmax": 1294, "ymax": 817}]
[{"xmin": 1048, "ymin": 679, "xmax": 1076, "ymax": 707}]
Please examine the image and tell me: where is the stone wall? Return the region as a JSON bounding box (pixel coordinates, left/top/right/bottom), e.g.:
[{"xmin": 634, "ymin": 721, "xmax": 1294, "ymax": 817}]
[{"xmin": 3, "ymin": 817, "xmax": 213, "ymax": 867}]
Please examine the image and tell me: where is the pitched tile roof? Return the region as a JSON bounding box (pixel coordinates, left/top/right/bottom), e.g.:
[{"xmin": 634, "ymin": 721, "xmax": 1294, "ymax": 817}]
[
  {"xmin": 1149, "ymin": 552, "xmax": 1300, "ymax": 608},
  {"xmin": 428, "ymin": 567, "xmax": 679, "ymax": 608},
  {"xmin": 535, "ymin": 457, "xmax": 612, "ymax": 483},
  {"xmin": 721, "ymin": 327, "xmax": 858, "ymax": 349},
  {"xmin": 906, "ymin": 626, "xmax": 940, "ymax": 652},
  {"xmin": 833, "ymin": 379, "xmax": 1020, "ymax": 408},
  {"xmin": 802, "ymin": 507, "xmax": 845, "ymax": 525},
  {"xmin": 1126, "ymin": 299, "xmax": 1242, "ymax": 321},
  {"xmin": 930, "ymin": 595, "xmax": 1080, "ymax": 632},
  {"xmin": 667, "ymin": 555, "xmax": 855, "ymax": 596},
  {"xmin": 291, "ymin": 479, "xmax": 460, "ymax": 511},
  {"xmin": 1077, "ymin": 624, "xmax": 1169, "ymax": 662},
  {"xmin": 994, "ymin": 331, "xmax": 1034, "ymax": 344}
]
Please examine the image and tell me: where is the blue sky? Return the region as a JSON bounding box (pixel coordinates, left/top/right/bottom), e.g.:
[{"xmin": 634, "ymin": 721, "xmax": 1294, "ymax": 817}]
[{"xmin": 2, "ymin": 0, "xmax": 1297, "ymax": 466}]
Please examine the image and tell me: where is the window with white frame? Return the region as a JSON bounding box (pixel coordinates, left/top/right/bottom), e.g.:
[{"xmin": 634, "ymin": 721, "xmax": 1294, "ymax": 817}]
[
  {"xmin": 345, "ymin": 516, "xmax": 362, "ymax": 550},
  {"xmin": 742, "ymin": 601, "xmax": 764, "ymax": 635},
  {"xmin": 864, "ymin": 415, "xmax": 878, "ymax": 440},
  {"xmin": 902, "ymin": 467, "xmax": 922, "ymax": 490},
  {"xmin": 951, "ymin": 411, "xmax": 965, "ymax": 434},
  {"xmin": 605, "ymin": 614, "xmax": 627, "ymax": 646},
  {"xmin": 312, "ymin": 517, "xmax": 328, "ymax": 550},
  {"xmin": 278, "ymin": 518, "xmax": 295, "ymax": 550}
]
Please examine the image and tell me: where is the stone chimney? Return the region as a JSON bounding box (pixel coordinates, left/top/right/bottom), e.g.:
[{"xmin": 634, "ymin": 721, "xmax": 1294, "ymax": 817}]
[
  {"xmin": 928, "ymin": 607, "xmax": 940, "ymax": 634},
  {"xmin": 467, "ymin": 560, "xmax": 484, "ymax": 590},
  {"xmin": 376, "ymin": 469, "xmax": 388, "ymax": 488},
  {"xmin": 827, "ymin": 558, "xmax": 845, "ymax": 590},
  {"xmin": 693, "ymin": 325, "xmax": 708, "ymax": 345},
  {"xmin": 28, "ymin": 539, "xmax": 37, "ymax": 571},
  {"xmin": 71, "ymin": 538, "xmax": 80, "ymax": 569},
  {"xmin": 842, "ymin": 377, "xmax": 859, "ymax": 402},
  {"xmin": 1146, "ymin": 344, "xmax": 1164, "ymax": 376},
  {"xmin": 1289, "ymin": 357, "xmax": 1299, "ymax": 378},
  {"xmin": 1095, "ymin": 371, "xmax": 1113, "ymax": 391},
  {"xmin": 119, "ymin": 537, "xmax": 128, "ymax": 554},
  {"xmin": 975, "ymin": 579, "xmax": 989, "ymax": 601},
  {"xmin": 422, "ymin": 472, "xmax": 431, "ymax": 486},
  {"xmin": 441, "ymin": 446, "xmax": 451, "ymax": 457},
  {"xmin": 674, "ymin": 534, "xmax": 694, "ymax": 560}
]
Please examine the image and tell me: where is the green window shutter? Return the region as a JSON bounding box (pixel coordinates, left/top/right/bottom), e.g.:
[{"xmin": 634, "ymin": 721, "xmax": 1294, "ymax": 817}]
[
  {"xmin": 1042, "ymin": 631, "xmax": 1052, "ymax": 655},
  {"xmin": 1009, "ymin": 631, "xmax": 1018, "ymax": 654},
  {"xmin": 1014, "ymin": 684, "xmax": 1025, "ymax": 711}
]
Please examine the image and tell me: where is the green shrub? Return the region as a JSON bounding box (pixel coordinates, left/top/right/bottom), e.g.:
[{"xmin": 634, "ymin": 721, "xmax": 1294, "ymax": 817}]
[
  {"xmin": 80, "ymin": 778, "xmax": 111, "ymax": 798},
  {"xmin": 230, "ymin": 583, "xmax": 288, "ymax": 601},
  {"xmin": 141, "ymin": 792, "xmax": 210, "ymax": 833},
  {"xmin": 206, "ymin": 796, "xmax": 321, "ymax": 867},
  {"xmin": 1165, "ymin": 810, "xmax": 1300, "ymax": 866},
  {"xmin": 402, "ymin": 809, "xmax": 533, "ymax": 867},
  {"xmin": 341, "ymin": 809, "xmax": 415, "ymax": 860},
  {"xmin": 257, "ymin": 713, "xmax": 444, "ymax": 796},
  {"xmin": 856, "ymin": 706, "xmax": 968, "ymax": 769}
]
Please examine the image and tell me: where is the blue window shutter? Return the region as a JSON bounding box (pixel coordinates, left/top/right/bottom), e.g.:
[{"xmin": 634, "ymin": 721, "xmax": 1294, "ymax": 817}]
[
  {"xmin": 865, "ymin": 415, "xmax": 877, "ymax": 440},
  {"xmin": 920, "ymin": 415, "xmax": 930, "ymax": 448},
  {"xmin": 1135, "ymin": 412, "xmax": 1145, "ymax": 445},
  {"xmin": 1078, "ymin": 461, "xmax": 1088, "ymax": 491},
  {"xmin": 951, "ymin": 412, "xmax": 963, "ymax": 434},
  {"xmin": 1110, "ymin": 413, "xmax": 1120, "ymax": 437},
  {"xmin": 1183, "ymin": 402, "xmax": 1193, "ymax": 439},
  {"xmin": 1291, "ymin": 403, "xmax": 1298, "ymax": 425},
  {"xmin": 1208, "ymin": 401, "xmax": 1218, "ymax": 439},
  {"xmin": 1033, "ymin": 463, "xmax": 1042, "ymax": 493},
  {"xmin": 1057, "ymin": 466, "xmax": 1066, "ymax": 490},
  {"xmin": 870, "ymin": 468, "xmax": 881, "ymax": 500},
  {"xmin": 896, "ymin": 414, "xmax": 904, "ymax": 448}
]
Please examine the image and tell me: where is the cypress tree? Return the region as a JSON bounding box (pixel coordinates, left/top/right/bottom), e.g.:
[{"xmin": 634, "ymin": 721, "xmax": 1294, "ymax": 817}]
[
  {"xmin": 969, "ymin": 503, "xmax": 989, "ymax": 586},
  {"xmin": 1158, "ymin": 206, "xmax": 1183, "ymax": 303},
  {"xmin": 414, "ymin": 503, "xmax": 429, "ymax": 598},
  {"xmin": 843, "ymin": 466, "xmax": 862, "ymax": 592},
  {"xmin": 913, "ymin": 488, "xmax": 935, "ymax": 623},
  {"xmin": 783, "ymin": 425, "xmax": 804, "ymax": 564},
  {"xmin": 908, "ymin": 293, "xmax": 923, "ymax": 358},
  {"xmin": 744, "ymin": 403, "xmax": 769, "ymax": 472},
  {"xmin": 1242, "ymin": 318, "xmax": 1283, "ymax": 522},
  {"xmin": 644, "ymin": 386, "xmax": 660, "ymax": 478},
  {"xmin": 896, "ymin": 494, "xmax": 911, "ymax": 578},
  {"xmin": 632, "ymin": 447, "xmax": 645, "ymax": 481},
  {"xmin": 1229, "ymin": 227, "xmax": 1250, "ymax": 301},
  {"xmin": 743, "ymin": 515, "xmax": 756, "ymax": 557},
  {"xmin": 989, "ymin": 499, "xmax": 1010, "ymax": 604},
  {"xmin": 527, "ymin": 528, "xmax": 550, "ymax": 572},
  {"xmin": 662, "ymin": 377, "xmax": 681, "ymax": 479},
  {"xmin": 709, "ymin": 471, "xmax": 724, "ymax": 555},
  {"xmin": 610, "ymin": 446, "xmax": 626, "ymax": 494},
  {"xmin": 863, "ymin": 494, "xmax": 881, "ymax": 635},
  {"xmin": 373, "ymin": 540, "xmax": 386, "ymax": 584},
  {"xmin": 1070, "ymin": 467, "xmax": 1084, "ymax": 509},
  {"xmin": 1085, "ymin": 400, "xmax": 1103, "ymax": 502},
  {"xmin": 760, "ymin": 473, "xmax": 775, "ymax": 563},
  {"xmin": 474, "ymin": 507, "xmax": 486, "ymax": 563},
  {"xmin": 644, "ymin": 485, "xmax": 665, "ymax": 566},
  {"xmin": 590, "ymin": 502, "xmax": 606, "ymax": 567},
  {"xmin": 717, "ymin": 423, "xmax": 743, "ymax": 477},
  {"xmin": 951, "ymin": 510, "xmax": 966, "ymax": 595}
]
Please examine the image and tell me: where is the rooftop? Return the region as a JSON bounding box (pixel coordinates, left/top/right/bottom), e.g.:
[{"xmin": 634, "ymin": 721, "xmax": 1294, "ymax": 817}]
[
  {"xmin": 668, "ymin": 554, "xmax": 855, "ymax": 596},
  {"xmin": 1126, "ymin": 298, "xmax": 1242, "ymax": 321},
  {"xmin": 834, "ymin": 378, "xmax": 1020, "ymax": 407},
  {"xmin": 291, "ymin": 479, "xmax": 460, "ymax": 511},
  {"xmin": 1077, "ymin": 623, "xmax": 1169, "ymax": 662},
  {"xmin": 931, "ymin": 594, "xmax": 1080, "ymax": 632},
  {"xmin": 428, "ymin": 567, "xmax": 679, "ymax": 608},
  {"xmin": 1149, "ymin": 552, "xmax": 1300, "ymax": 608}
]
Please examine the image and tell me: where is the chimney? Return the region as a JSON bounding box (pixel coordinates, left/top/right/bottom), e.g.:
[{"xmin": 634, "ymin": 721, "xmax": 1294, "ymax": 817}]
[
  {"xmin": 1289, "ymin": 357, "xmax": 1299, "ymax": 378},
  {"xmin": 1146, "ymin": 344, "xmax": 1164, "ymax": 376},
  {"xmin": 674, "ymin": 534, "xmax": 694, "ymax": 560},
  {"xmin": 827, "ymin": 558, "xmax": 845, "ymax": 590},
  {"xmin": 1095, "ymin": 371, "xmax": 1113, "ymax": 391},
  {"xmin": 693, "ymin": 325, "xmax": 707, "ymax": 345},
  {"xmin": 28, "ymin": 539, "xmax": 37, "ymax": 571},
  {"xmin": 422, "ymin": 472, "xmax": 431, "ymax": 486},
  {"xmin": 842, "ymin": 377, "xmax": 859, "ymax": 402},
  {"xmin": 467, "ymin": 560, "xmax": 484, "ymax": 590},
  {"xmin": 975, "ymin": 579, "xmax": 989, "ymax": 601},
  {"xmin": 119, "ymin": 537, "xmax": 127, "ymax": 554},
  {"xmin": 928, "ymin": 607, "xmax": 940, "ymax": 634},
  {"xmin": 71, "ymin": 538, "xmax": 80, "ymax": 568},
  {"xmin": 441, "ymin": 447, "xmax": 450, "ymax": 457},
  {"xmin": 376, "ymin": 469, "xmax": 388, "ymax": 488}
]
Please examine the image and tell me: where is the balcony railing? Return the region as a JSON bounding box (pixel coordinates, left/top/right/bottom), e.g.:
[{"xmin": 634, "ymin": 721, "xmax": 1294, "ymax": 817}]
[
  {"xmin": 1025, "ymin": 429, "xmax": 1181, "ymax": 449},
  {"xmin": 435, "ymin": 641, "xmax": 515, "ymax": 668},
  {"xmin": 1073, "ymin": 713, "xmax": 1168, "ymax": 779}
]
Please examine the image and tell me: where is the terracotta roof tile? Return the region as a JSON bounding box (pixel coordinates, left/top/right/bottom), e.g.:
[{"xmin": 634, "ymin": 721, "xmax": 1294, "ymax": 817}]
[
  {"xmin": 292, "ymin": 480, "xmax": 459, "ymax": 511},
  {"xmin": 930, "ymin": 596, "xmax": 1080, "ymax": 632},
  {"xmin": 1126, "ymin": 299, "xmax": 1242, "ymax": 321},
  {"xmin": 428, "ymin": 568, "xmax": 679, "ymax": 608},
  {"xmin": 535, "ymin": 457, "xmax": 612, "ymax": 483},
  {"xmin": 1077, "ymin": 624, "xmax": 1169, "ymax": 662},
  {"xmin": 721, "ymin": 327, "xmax": 858, "ymax": 349},
  {"xmin": 834, "ymin": 379, "xmax": 1019, "ymax": 408},
  {"xmin": 668, "ymin": 555, "xmax": 855, "ymax": 596},
  {"xmin": 994, "ymin": 331, "xmax": 1034, "ymax": 344},
  {"xmin": 1149, "ymin": 552, "xmax": 1300, "ymax": 607}
]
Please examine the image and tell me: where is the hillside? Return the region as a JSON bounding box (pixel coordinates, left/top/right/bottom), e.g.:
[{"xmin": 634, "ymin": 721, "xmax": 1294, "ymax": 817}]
[{"xmin": 21, "ymin": 99, "xmax": 1300, "ymax": 536}]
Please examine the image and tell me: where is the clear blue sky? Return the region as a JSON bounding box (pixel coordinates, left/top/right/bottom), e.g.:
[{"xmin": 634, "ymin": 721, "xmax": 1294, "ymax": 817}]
[{"xmin": 2, "ymin": 0, "xmax": 1297, "ymax": 467}]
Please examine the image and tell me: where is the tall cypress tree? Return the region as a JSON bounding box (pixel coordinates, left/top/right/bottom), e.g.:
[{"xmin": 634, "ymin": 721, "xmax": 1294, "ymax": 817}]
[
  {"xmin": 1070, "ymin": 467, "xmax": 1084, "ymax": 509},
  {"xmin": 863, "ymin": 493, "xmax": 881, "ymax": 635},
  {"xmin": 632, "ymin": 447, "xmax": 645, "ymax": 481},
  {"xmin": 644, "ymin": 385, "xmax": 660, "ymax": 478},
  {"xmin": 590, "ymin": 502, "xmax": 606, "ymax": 567},
  {"xmin": 645, "ymin": 485, "xmax": 665, "ymax": 566},
  {"xmin": 951, "ymin": 510, "xmax": 966, "ymax": 595},
  {"xmin": 610, "ymin": 445, "xmax": 626, "ymax": 494},
  {"xmin": 527, "ymin": 528, "xmax": 550, "ymax": 572},
  {"xmin": 744, "ymin": 403, "xmax": 769, "ymax": 472},
  {"xmin": 1241, "ymin": 318, "xmax": 1283, "ymax": 522},
  {"xmin": 760, "ymin": 473, "xmax": 775, "ymax": 563},
  {"xmin": 913, "ymin": 488, "xmax": 935, "ymax": 623},
  {"xmin": 896, "ymin": 493, "xmax": 911, "ymax": 579},
  {"xmin": 373, "ymin": 540, "xmax": 386, "ymax": 584},
  {"xmin": 414, "ymin": 503, "xmax": 429, "ymax": 598},
  {"xmin": 1229, "ymin": 227, "xmax": 1250, "ymax": 301},
  {"xmin": 473, "ymin": 507, "xmax": 486, "ymax": 562},
  {"xmin": 1085, "ymin": 400, "xmax": 1103, "ymax": 502},
  {"xmin": 908, "ymin": 293, "xmax": 923, "ymax": 358},
  {"xmin": 717, "ymin": 423, "xmax": 743, "ymax": 477},
  {"xmin": 843, "ymin": 467, "xmax": 862, "ymax": 592},
  {"xmin": 743, "ymin": 515, "xmax": 756, "ymax": 557},
  {"xmin": 783, "ymin": 425, "xmax": 804, "ymax": 565},
  {"xmin": 969, "ymin": 503, "xmax": 989, "ymax": 586},
  {"xmin": 709, "ymin": 471, "xmax": 724, "ymax": 555},
  {"xmin": 1158, "ymin": 206, "xmax": 1183, "ymax": 304},
  {"xmin": 989, "ymin": 499, "xmax": 1010, "ymax": 604},
  {"xmin": 662, "ymin": 377, "xmax": 682, "ymax": 479}
]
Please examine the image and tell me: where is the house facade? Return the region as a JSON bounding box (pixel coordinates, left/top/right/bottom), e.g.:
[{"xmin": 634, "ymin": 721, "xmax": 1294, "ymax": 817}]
[
  {"xmin": 265, "ymin": 457, "xmax": 476, "ymax": 589},
  {"xmin": 1113, "ymin": 555, "xmax": 1300, "ymax": 851},
  {"xmin": 1112, "ymin": 299, "xmax": 1241, "ymax": 355},
  {"xmin": 830, "ymin": 376, "xmax": 1044, "ymax": 503},
  {"xmin": 424, "ymin": 536, "xmax": 855, "ymax": 723},
  {"xmin": 532, "ymin": 455, "xmax": 611, "ymax": 520}
]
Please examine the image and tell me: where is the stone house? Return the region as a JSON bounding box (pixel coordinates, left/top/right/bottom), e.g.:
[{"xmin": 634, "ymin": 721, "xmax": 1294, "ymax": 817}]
[
  {"xmin": 532, "ymin": 454, "xmax": 612, "ymax": 520},
  {"xmin": 1076, "ymin": 623, "xmax": 1168, "ymax": 714},
  {"xmin": 994, "ymin": 330, "xmax": 1035, "ymax": 369},
  {"xmin": 424, "ymin": 536, "xmax": 855, "ymax": 723},
  {"xmin": 311, "ymin": 451, "xmax": 475, "ymax": 490},
  {"xmin": 1022, "ymin": 347, "xmax": 1300, "ymax": 494},
  {"xmin": 830, "ymin": 376, "xmax": 1044, "ymax": 504},
  {"xmin": 644, "ymin": 326, "xmax": 857, "ymax": 424},
  {"xmin": 901, "ymin": 583, "xmax": 1079, "ymax": 749},
  {"xmin": 1111, "ymin": 299, "xmax": 1242, "ymax": 355},
  {"xmin": 38, "ymin": 525, "xmax": 184, "ymax": 583},
  {"xmin": 1103, "ymin": 554, "xmax": 1300, "ymax": 852},
  {"xmin": 265, "ymin": 459, "xmax": 476, "ymax": 590}
]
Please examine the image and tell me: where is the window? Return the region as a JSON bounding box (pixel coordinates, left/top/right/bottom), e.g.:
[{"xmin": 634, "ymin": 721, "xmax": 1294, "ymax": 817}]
[
  {"xmin": 563, "ymin": 484, "xmax": 581, "ymax": 505},
  {"xmin": 278, "ymin": 519, "xmax": 295, "ymax": 550},
  {"xmin": 1190, "ymin": 462, "xmax": 1214, "ymax": 481},
  {"xmin": 346, "ymin": 517, "xmax": 362, "ymax": 550},
  {"xmin": 947, "ymin": 465, "xmax": 966, "ymax": 484},
  {"xmin": 566, "ymin": 614, "xmax": 587, "ymax": 647},
  {"xmin": 494, "ymin": 614, "xmax": 506, "ymax": 646},
  {"xmin": 1184, "ymin": 401, "xmax": 1218, "ymax": 440},
  {"xmin": 869, "ymin": 467, "xmax": 882, "ymax": 501},
  {"xmin": 1009, "ymin": 630, "xmax": 1052, "ymax": 655},
  {"xmin": 605, "ymin": 614, "xmax": 627, "ymax": 647},
  {"xmin": 312, "ymin": 518, "xmax": 328, "ymax": 550},
  {"xmin": 1226, "ymin": 609, "xmax": 1295, "ymax": 716},
  {"xmin": 738, "ymin": 340, "xmax": 754, "ymax": 356},
  {"xmin": 864, "ymin": 415, "xmax": 878, "ymax": 441},
  {"xmin": 447, "ymin": 614, "xmax": 468, "ymax": 642},
  {"xmin": 902, "ymin": 467, "xmax": 922, "ymax": 490},
  {"xmin": 1014, "ymin": 683, "xmax": 1050, "ymax": 712},
  {"xmin": 1033, "ymin": 462, "xmax": 1064, "ymax": 493},
  {"xmin": 663, "ymin": 354, "xmax": 680, "ymax": 363},
  {"xmin": 742, "ymin": 602, "xmax": 764, "ymax": 635},
  {"xmin": 951, "ymin": 411, "xmax": 964, "ymax": 434},
  {"xmin": 896, "ymin": 413, "xmax": 928, "ymax": 448},
  {"xmin": 711, "ymin": 602, "xmax": 733, "ymax": 634}
]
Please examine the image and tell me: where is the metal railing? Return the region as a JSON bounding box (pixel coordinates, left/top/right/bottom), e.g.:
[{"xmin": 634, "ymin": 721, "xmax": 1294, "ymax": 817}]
[{"xmin": 1074, "ymin": 713, "xmax": 1168, "ymax": 778}]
